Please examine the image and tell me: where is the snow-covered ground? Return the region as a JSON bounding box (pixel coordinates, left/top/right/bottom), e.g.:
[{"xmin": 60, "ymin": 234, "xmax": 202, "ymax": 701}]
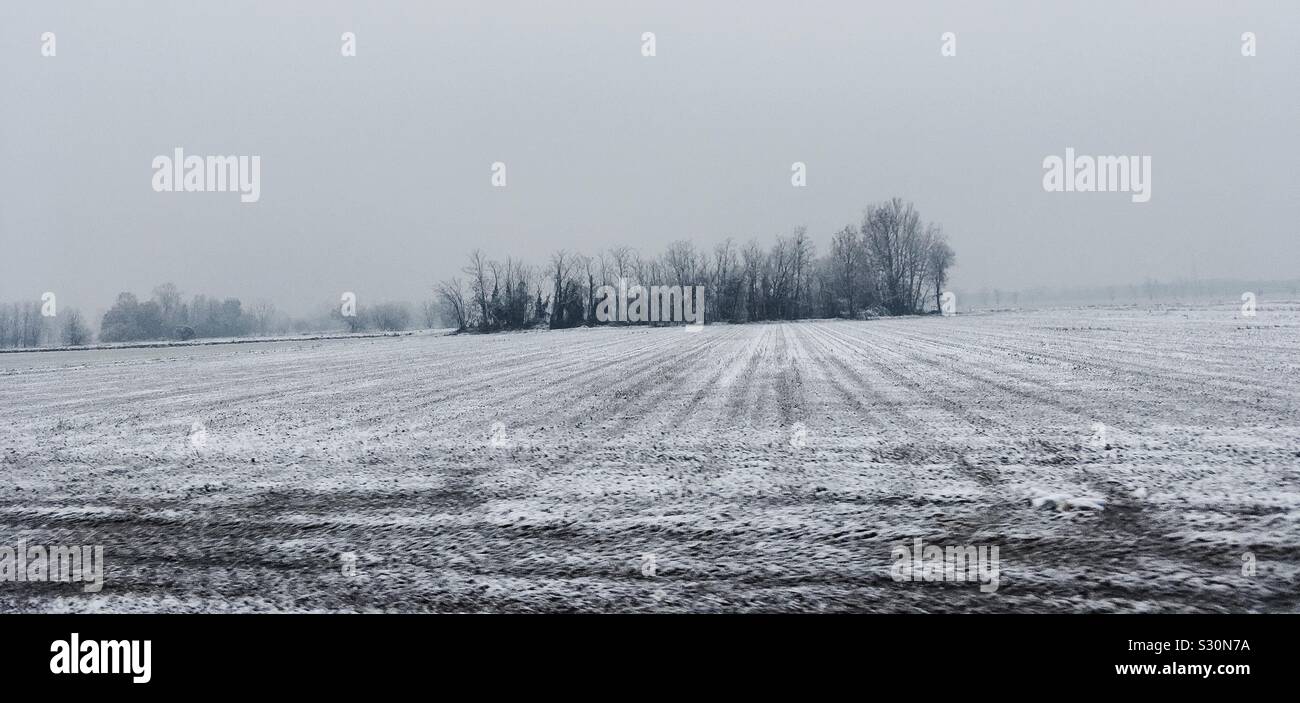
[{"xmin": 1, "ymin": 305, "xmax": 1297, "ymax": 612}]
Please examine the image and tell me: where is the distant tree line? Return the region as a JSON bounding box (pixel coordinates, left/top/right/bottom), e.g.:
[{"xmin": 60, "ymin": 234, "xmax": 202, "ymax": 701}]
[
  {"xmin": 96, "ymin": 283, "xmax": 417, "ymax": 343},
  {"xmin": 437, "ymin": 198, "xmax": 956, "ymax": 332},
  {"xmin": 334, "ymin": 300, "xmax": 412, "ymax": 334},
  {"xmin": 959, "ymin": 277, "xmax": 1300, "ymax": 309},
  {"xmin": 0, "ymin": 302, "xmax": 90, "ymax": 348},
  {"xmin": 98, "ymin": 284, "xmax": 267, "ymax": 343},
  {"xmin": 0, "ymin": 282, "xmax": 421, "ymax": 349}
]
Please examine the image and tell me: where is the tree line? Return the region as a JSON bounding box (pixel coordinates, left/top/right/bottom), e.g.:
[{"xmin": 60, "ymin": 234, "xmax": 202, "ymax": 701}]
[
  {"xmin": 94, "ymin": 284, "xmax": 416, "ymax": 343},
  {"xmin": 0, "ymin": 301, "xmax": 90, "ymax": 348},
  {"xmin": 0, "ymin": 283, "xmax": 420, "ymax": 349},
  {"xmin": 0, "ymin": 197, "xmax": 956, "ymax": 349},
  {"xmin": 438, "ymin": 197, "xmax": 955, "ymax": 331}
]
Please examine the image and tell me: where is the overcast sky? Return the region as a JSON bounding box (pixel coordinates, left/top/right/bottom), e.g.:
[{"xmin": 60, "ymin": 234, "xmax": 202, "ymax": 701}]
[{"xmin": 2, "ymin": 1, "xmax": 1297, "ymax": 315}]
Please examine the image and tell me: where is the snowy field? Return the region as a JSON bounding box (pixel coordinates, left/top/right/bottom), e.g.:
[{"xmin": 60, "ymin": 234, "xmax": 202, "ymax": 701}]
[{"xmin": 2, "ymin": 305, "xmax": 1298, "ymax": 612}]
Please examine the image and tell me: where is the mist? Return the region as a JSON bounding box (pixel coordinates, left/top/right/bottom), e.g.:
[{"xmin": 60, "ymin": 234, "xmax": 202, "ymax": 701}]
[{"xmin": 2, "ymin": 0, "xmax": 1297, "ymax": 317}]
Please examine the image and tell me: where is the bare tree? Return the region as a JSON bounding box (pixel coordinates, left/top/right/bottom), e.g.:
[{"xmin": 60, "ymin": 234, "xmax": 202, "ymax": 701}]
[
  {"xmin": 548, "ymin": 249, "xmax": 577, "ymax": 329},
  {"xmin": 463, "ymin": 249, "xmax": 492, "ymax": 331},
  {"xmin": 863, "ymin": 198, "xmax": 925, "ymax": 315},
  {"xmin": 711, "ymin": 238, "xmax": 740, "ymax": 322},
  {"xmin": 17, "ymin": 301, "xmax": 43, "ymax": 347},
  {"xmin": 789, "ymin": 226, "xmax": 814, "ymax": 318},
  {"xmin": 421, "ymin": 299, "xmax": 440, "ymax": 329},
  {"xmin": 595, "ymin": 249, "xmax": 615, "ymax": 322},
  {"xmin": 608, "ymin": 246, "xmax": 634, "ymax": 285},
  {"xmin": 830, "ymin": 225, "xmax": 862, "ymax": 317},
  {"xmin": 152, "ymin": 282, "xmax": 183, "ymax": 327},
  {"xmin": 503, "ymin": 257, "xmax": 534, "ymax": 328},
  {"xmin": 579, "ymin": 253, "xmax": 597, "ymax": 324},
  {"xmin": 0, "ymin": 304, "xmax": 11, "ymax": 348},
  {"xmin": 250, "ymin": 299, "xmax": 277, "ymax": 335},
  {"xmin": 663, "ymin": 240, "xmax": 699, "ymax": 287},
  {"xmin": 768, "ymin": 235, "xmax": 795, "ymax": 319},
  {"xmin": 741, "ymin": 239, "xmax": 765, "ymax": 321},
  {"xmin": 925, "ymin": 232, "xmax": 956, "ymax": 312},
  {"xmin": 436, "ymin": 278, "xmax": 470, "ymax": 330},
  {"xmin": 368, "ymin": 302, "xmax": 411, "ymax": 331},
  {"xmin": 62, "ymin": 308, "xmax": 91, "ymax": 346}
]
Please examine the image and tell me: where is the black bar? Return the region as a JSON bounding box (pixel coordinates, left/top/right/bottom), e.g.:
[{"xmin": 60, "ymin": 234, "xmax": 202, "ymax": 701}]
[{"xmin": 3, "ymin": 614, "xmax": 1288, "ymax": 691}]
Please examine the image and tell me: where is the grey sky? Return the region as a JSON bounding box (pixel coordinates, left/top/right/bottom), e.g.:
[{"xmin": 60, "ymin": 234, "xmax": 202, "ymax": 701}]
[{"xmin": 3, "ymin": 1, "xmax": 1297, "ymax": 316}]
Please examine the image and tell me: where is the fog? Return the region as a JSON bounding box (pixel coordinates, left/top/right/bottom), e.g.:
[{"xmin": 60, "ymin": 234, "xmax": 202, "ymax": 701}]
[{"xmin": 2, "ymin": 0, "xmax": 1296, "ymax": 315}]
